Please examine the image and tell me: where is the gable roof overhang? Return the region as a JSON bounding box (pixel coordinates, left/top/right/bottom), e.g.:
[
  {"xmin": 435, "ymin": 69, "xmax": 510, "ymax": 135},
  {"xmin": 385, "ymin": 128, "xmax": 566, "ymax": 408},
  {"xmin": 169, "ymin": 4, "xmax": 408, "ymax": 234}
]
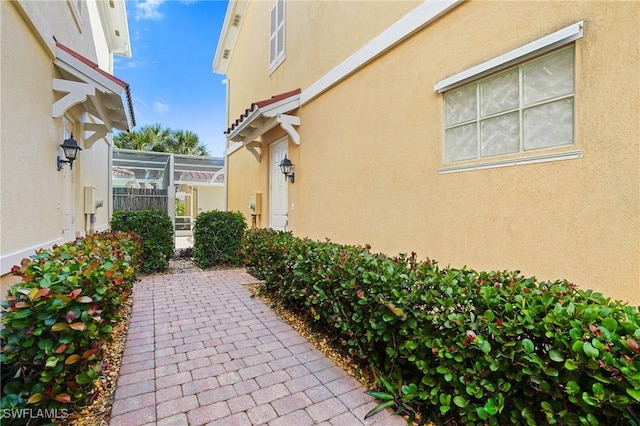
[
  {"xmin": 95, "ymin": 0, "xmax": 132, "ymax": 58},
  {"xmin": 53, "ymin": 42, "xmax": 135, "ymax": 139},
  {"xmin": 225, "ymin": 89, "xmax": 301, "ymax": 161},
  {"xmin": 212, "ymin": 0, "xmax": 248, "ymax": 74}
]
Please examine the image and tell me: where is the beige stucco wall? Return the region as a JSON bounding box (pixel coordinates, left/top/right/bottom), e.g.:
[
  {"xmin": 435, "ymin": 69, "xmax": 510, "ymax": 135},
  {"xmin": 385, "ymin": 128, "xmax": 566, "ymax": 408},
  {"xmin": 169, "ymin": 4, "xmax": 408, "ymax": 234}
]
[
  {"xmin": 226, "ymin": 0, "xmax": 420, "ymax": 119},
  {"xmin": 15, "ymin": 0, "xmax": 98, "ymax": 64},
  {"xmin": 226, "ymin": 126, "xmax": 286, "ymax": 229},
  {"xmin": 224, "ymin": 0, "xmax": 640, "ymax": 305},
  {"xmin": 1, "ymin": 1, "xmax": 65, "ymax": 256},
  {"xmin": 77, "ymin": 123, "xmax": 112, "ymax": 233},
  {"xmin": 197, "ymin": 185, "xmax": 226, "ymax": 214},
  {"xmin": 1, "ymin": 1, "xmax": 119, "ymax": 293}
]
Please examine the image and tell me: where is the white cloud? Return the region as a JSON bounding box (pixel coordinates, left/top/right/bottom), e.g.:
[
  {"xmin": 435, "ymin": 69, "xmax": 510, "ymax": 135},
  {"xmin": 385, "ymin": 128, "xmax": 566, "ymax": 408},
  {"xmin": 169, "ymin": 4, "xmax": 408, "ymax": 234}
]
[
  {"xmin": 136, "ymin": 0, "xmax": 164, "ymax": 20},
  {"xmin": 114, "ymin": 59, "xmax": 146, "ymax": 70},
  {"xmin": 132, "ymin": 96, "xmax": 148, "ymax": 110},
  {"xmin": 153, "ymin": 101, "xmax": 169, "ymax": 114}
]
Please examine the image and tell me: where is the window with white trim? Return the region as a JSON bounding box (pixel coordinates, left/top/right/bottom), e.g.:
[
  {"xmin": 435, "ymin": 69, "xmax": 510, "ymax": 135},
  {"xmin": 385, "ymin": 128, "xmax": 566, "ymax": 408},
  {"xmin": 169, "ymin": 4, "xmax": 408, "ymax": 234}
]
[
  {"xmin": 444, "ymin": 46, "xmax": 575, "ymax": 163},
  {"xmin": 68, "ymin": 0, "xmax": 83, "ymax": 31},
  {"xmin": 269, "ymin": 0, "xmax": 285, "ymax": 71}
]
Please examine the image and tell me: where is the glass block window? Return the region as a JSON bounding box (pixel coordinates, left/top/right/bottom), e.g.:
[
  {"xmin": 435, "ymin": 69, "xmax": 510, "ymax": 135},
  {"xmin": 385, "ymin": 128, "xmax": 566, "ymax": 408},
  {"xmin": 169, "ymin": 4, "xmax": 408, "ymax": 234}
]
[
  {"xmin": 444, "ymin": 47, "xmax": 574, "ymax": 163},
  {"xmin": 269, "ymin": 0, "xmax": 285, "ymax": 70}
]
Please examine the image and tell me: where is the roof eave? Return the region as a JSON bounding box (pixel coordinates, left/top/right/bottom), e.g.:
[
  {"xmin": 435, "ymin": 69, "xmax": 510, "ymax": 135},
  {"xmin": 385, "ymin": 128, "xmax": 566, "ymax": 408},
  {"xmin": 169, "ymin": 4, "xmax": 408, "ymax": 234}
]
[
  {"xmin": 212, "ymin": 0, "xmax": 248, "ymax": 74},
  {"xmin": 96, "ymin": 0, "xmax": 132, "ymax": 58},
  {"xmin": 226, "ymin": 89, "xmax": 301, "ymax": 146},
  {"xmin": 54, "ymin": 42, "xmax": 135, "ymax": 131}
]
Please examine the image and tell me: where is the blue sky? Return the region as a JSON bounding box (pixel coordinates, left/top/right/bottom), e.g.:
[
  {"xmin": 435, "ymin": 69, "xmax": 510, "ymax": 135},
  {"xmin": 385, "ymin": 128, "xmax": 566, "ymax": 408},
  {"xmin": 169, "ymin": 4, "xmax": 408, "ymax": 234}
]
[{"xmin": 115, "ymin": 0, "xmax": 229, "ymax": 157}]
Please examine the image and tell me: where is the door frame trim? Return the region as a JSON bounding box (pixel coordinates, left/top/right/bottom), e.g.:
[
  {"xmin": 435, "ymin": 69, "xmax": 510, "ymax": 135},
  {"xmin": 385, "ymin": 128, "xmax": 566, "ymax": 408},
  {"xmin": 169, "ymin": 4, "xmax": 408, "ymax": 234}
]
[{"xmin": 269, "ymin": 137, "xmax": 288, "ymax": 230}]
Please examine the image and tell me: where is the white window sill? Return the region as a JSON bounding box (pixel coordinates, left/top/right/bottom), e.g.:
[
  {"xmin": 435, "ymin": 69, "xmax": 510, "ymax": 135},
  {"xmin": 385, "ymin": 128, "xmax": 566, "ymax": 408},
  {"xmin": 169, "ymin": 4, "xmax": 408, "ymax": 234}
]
[
  {"xmin": 438, "ymin": 150, "xmax": 583, "ymax": 174},
  {"xmin": 269, "ymin": 54, "xmax": 286, "ymax": 75}
]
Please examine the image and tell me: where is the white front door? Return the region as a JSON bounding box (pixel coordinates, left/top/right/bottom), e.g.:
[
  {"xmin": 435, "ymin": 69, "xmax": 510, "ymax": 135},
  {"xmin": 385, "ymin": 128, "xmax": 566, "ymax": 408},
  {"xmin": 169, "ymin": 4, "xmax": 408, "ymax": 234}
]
[
  {"xmin": 61, "ymin": 119, "xmax": 75, "ymax": 241},
  {"xmin": 269, "ymin": 138, "xmax": 288, "ymax": 231}
]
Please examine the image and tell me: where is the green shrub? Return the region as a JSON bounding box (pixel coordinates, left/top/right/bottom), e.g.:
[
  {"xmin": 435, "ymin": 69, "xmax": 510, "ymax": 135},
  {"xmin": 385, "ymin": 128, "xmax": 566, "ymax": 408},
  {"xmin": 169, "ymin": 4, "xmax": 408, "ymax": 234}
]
[
  {"xmin": 241, "ymin": 228, "xmax": 293, "ymax": 282},
  {"xmin": 241, "ymin": 229, "xmax": 640, "ymax": 426},
  {"xmin": 193, "ymin": 210, "xmax": 247, "ymax": 268},
  {"xmin": 110, "ymin": 210, "xmax": 174, "ymax": 273},
  {"xmin": 0, "ymin": 232, "xmax": 140, "ymax": 422}
]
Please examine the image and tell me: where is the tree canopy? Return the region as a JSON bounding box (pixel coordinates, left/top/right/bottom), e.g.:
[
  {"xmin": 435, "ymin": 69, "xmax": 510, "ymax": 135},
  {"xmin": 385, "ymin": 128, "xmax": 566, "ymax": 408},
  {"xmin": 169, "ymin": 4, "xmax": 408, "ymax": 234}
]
[{"xmin": 114, "ymin": 124, "xmax": 209, "ymax": 156}]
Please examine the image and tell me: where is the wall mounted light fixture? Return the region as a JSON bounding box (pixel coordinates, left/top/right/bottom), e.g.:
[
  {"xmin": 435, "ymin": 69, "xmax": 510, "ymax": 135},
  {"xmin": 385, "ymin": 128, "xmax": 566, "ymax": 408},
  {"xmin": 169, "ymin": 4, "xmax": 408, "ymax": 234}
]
[
  {"xmin": 279, "ymin": 154, "xmax": 295, "ymax": 183},
  {"xmin": 57, "ymin": 134, "xmax": 82, "ymax": 170}
]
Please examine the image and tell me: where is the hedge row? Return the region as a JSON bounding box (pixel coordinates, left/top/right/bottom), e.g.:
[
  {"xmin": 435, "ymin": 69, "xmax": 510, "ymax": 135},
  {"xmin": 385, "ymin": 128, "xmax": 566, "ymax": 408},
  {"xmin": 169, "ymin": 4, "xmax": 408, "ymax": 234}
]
[
  {"xmin": 110, "ymin": 210, "xmax": 173, "ymax": 273},
  {"xmin": 193, "ymin": 210, "xmax": 246, "ymax": 268},
  {"xmin": 241, "ymin": 229, "xmax": 640, "ymax": 425},
  {"xmin": 0, "ymin": 231, "xmax": 141, "ymax": 422}
]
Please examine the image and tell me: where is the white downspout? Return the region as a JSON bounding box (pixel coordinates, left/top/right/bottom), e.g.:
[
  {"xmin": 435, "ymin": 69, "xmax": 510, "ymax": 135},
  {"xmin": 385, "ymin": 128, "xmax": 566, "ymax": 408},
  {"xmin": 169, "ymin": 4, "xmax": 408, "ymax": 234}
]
[
  {"xmin": 107, "ymin": 140, "xmax": 113, "ymax": 227},
  {"xmin": 222, "ymin": 78, "xmax": 230, "ymax": 211},
  {"xmin": 168, "ymin": 153, "xmax": 176, "ymax": 246}
]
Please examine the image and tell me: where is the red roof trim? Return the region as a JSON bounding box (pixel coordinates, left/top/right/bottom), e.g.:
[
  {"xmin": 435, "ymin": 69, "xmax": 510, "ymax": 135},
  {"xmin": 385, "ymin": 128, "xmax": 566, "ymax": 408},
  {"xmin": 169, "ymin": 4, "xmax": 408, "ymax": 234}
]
[
  {"xmin": 253, "ymin": 88, "xmax": 301, "ymax": 108},
  {"xmin": 225, "ymin": 88, "xmax": 301, "ymax": 135},
  {"xmin": 56, "ymin": 41, "xmax": 128, "ymax": 88},
  {"xmin": 55, "ymin": 41, "xmax": 136, "ymax": 127}
]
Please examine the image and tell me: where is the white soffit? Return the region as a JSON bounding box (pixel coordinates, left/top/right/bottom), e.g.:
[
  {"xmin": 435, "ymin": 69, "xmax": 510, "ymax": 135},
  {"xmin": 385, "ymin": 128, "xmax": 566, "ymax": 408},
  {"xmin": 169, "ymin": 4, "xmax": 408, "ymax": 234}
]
[
  {"xmin": 213, "ymin": 0, "xmax": 248, "ymax": 74},
  {"xmin": 53, "ymin": 42, "xmax": 135, "ymax": 131},
  {"xmin": 96, "ymin": 0, "xmax": 132, "ymax": 58},
  {"xmin": 434, "ymin": 21, "xmax": 584, "ymax": 93}
]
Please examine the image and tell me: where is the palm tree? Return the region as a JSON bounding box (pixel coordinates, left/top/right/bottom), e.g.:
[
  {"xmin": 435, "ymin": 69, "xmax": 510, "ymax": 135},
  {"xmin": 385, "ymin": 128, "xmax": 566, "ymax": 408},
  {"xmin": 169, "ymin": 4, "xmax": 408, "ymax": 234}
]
[
  {"xmin": 113, "ymin": 127, "xmax": 152, "ymax": 151},
  {"xmin": 114, "ymin": 124, "xmax": 209, "ymax": 156},
  {"xmin": 167, "ymin": 130, "xmax": 209, "ymax": 156}
]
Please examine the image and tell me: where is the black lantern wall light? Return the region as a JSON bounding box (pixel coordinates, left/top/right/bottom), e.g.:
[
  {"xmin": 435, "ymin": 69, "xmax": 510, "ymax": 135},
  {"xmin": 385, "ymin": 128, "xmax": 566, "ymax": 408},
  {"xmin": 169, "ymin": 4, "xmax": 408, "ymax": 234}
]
[
  {"xmin": 57, "ymin": 134, "xmax": 82, "ymax": 170},
  {"xmin": 279, "ymin": 154, "xmax": 295, "ymax": 183}
]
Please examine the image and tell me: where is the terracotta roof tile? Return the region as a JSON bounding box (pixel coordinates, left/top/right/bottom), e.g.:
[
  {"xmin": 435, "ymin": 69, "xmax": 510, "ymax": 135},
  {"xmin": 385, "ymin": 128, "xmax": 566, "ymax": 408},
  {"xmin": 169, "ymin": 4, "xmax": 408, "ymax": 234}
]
[
  {"xmin": 112, "ymin": 167, "xmax": 135, "ymax": 178},
  {"xmin": 253, "ymin": 88, "xmax": 301, "ymax": 108},
  {"xmin": 179, "ymin": 171, "xmax": 224, "ymax": 183},
  {"xmin": 225, "ymin": 89, "xmax": 301, "ymax": 135}
]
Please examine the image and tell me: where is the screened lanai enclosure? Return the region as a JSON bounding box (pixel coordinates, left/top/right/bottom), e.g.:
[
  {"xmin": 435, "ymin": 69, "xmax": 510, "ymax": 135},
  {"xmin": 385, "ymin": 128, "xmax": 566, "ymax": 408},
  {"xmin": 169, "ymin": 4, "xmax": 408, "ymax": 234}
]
[{"xmin": 112, "ymin": 149, "xmax": 225, "ymax": 247}]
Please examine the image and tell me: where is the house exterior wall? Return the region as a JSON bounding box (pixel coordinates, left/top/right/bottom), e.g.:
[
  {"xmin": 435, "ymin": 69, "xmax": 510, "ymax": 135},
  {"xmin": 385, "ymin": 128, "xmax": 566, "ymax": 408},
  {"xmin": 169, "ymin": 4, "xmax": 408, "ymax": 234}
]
[
  {"xmin": 221, "ymin": 0, "xmax": 639, "ymax": 304},
  {"xmin": 76, "ymin": 122, "xmax": 112, "ymax": 232},
  {"xmin": 225, "ymin": 0, "xmax": 419, "ymax": 118},
  {"xmin": 197, "ymin": 186, "xmax": 226, "ymax": 214},
  {"xmin": 1, "ymin": 1, "xmax": 66, "ymax": 259},
  {"xmin": 0, "ymin": 1, "xmax": 129, "ymax": 291},
  {"xmin": 226, "ymin": 126, "xmax": 287, "ymax": 230}
]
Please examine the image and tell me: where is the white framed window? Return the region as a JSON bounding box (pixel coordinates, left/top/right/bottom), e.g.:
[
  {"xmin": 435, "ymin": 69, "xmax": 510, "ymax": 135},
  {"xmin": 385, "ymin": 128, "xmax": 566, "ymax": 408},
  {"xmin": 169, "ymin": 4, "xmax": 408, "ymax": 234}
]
[
  {"xmin": 269, "ymin": 0, "xmax": 285, "ymax": 72},
  {"xmin": 68, "ymin": 0, "xmax": 84, "ymax": 32},
  {"xmin": 444, "ymin": 46, "xmax": 575, "ymax": 163}
]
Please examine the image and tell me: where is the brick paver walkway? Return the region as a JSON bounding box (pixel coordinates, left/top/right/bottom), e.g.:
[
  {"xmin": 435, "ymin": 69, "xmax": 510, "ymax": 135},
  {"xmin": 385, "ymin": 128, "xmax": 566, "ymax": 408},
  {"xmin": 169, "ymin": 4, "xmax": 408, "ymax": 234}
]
[{"xmin": 109, "ymin": 269, "xmax": 405, "ymax": 426}]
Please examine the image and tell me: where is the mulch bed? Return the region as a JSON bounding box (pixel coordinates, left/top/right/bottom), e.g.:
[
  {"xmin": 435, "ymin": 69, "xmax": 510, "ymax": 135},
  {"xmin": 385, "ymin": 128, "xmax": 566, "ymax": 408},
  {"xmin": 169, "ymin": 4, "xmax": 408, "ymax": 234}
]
[
  {"xmin": 58, "ymin": 299, "xmax": 131, "ymax": 426},
  {"xmin": 244, "ymin": 283, "xmax": 376, "ymax": 388}
]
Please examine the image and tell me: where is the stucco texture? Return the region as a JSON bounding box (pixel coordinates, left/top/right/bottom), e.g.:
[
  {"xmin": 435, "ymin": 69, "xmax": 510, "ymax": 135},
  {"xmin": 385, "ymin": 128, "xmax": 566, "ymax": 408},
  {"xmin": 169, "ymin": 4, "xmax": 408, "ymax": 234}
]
[
  {"xmin": 1, "ymin": 1, "xmax": 116, "ymax": 276},
  {"xmin": 224, "ymin": 1, "xmax": 639, "ymax": 304},
  {"xmin": 1, "ymin": 2, "xmax": 64, "ymax": 255}
]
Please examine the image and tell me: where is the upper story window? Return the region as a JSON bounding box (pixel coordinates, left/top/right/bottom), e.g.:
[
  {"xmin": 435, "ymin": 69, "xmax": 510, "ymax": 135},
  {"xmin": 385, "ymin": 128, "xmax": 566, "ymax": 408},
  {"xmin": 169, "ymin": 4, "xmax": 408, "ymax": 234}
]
[
  {"xmin": 269, "ymin": 0, "xmax": 285, "ymax": 72},
  {"xmin": 444, "ymin": 46, "xmax": 575, "ymax": 163},
  {"xmin": 68, "ymin": 0, "xmax": 84, "ymax": 32}
]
